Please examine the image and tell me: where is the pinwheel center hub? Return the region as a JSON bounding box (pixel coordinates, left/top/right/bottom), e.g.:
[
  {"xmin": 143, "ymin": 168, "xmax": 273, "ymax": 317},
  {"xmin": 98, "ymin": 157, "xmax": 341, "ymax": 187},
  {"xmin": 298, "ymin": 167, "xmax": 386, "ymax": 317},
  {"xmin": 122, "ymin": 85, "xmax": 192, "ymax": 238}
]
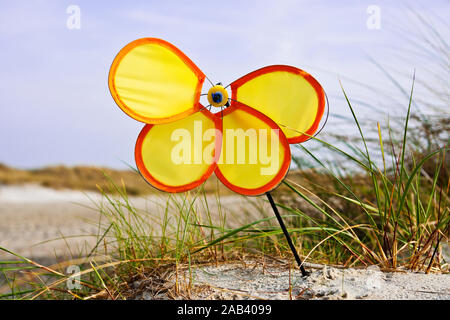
[{"xmin": 207, "ymin": 84, "xmax": 229, "ymax": 108}]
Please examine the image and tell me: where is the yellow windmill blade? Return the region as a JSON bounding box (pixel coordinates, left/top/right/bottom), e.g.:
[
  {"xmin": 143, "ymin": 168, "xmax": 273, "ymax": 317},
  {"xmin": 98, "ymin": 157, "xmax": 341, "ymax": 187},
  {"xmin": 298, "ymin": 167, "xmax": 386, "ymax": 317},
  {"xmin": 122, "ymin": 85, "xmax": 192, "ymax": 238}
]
[
  {"xmin": 135, "ymin": 108, "xmax": 222, "ymax": 192},
  {"xmin": 215, "ymin": 101, "xmax": 291, "ymax": 196},
  {"xmin": 230, "ymin": 65, "xmax": 325, "ymax": 143},
  {"xmin": 109, "ymin": 38, "xmax": 205, "ymax": 124}
]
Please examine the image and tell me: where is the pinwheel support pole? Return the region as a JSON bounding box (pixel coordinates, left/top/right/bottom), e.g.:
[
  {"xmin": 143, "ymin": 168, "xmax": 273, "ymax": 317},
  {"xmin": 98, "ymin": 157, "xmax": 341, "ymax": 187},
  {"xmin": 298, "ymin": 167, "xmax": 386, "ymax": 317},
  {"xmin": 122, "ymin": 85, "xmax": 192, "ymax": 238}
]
[{"xmin": 266, "ymin": 192, "xmax": 308, "ymax": 277}]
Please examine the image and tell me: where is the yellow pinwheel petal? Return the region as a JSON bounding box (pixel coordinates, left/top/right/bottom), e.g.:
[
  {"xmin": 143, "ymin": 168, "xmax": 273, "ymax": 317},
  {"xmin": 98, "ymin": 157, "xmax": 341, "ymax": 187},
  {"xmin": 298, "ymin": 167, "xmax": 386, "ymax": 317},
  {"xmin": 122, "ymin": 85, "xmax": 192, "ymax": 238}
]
[
  {"xmin": 215, "ymin": 102, "xmax": 291, "ymax": 196},
  {"xmin": 230, "ymin": 65, "xmax": 325, "ymax": 143},
  {"xmin": 109, "ymin": 38, "xmax": 205, "ymax": 124},
  {"xmin": 135, "ymin": 108, "xmax": 222, "ymax": 192}
]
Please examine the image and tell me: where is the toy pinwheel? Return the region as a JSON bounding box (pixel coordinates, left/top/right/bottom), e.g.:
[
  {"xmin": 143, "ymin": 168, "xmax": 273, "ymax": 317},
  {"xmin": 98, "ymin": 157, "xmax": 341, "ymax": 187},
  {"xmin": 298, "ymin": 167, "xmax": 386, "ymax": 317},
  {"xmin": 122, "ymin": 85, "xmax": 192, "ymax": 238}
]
[{"xmin": 108, "ymin": 38, "xmax": 326, "ymax": 275}]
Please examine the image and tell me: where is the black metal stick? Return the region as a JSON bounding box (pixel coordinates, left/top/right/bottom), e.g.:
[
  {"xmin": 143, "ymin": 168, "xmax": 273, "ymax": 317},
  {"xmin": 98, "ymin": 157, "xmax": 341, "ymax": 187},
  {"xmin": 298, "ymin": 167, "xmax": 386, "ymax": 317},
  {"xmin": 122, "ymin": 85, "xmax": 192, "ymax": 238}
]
[{"xmin": 266, "ymin": 192, "xmax": 308, "ymax": 277}]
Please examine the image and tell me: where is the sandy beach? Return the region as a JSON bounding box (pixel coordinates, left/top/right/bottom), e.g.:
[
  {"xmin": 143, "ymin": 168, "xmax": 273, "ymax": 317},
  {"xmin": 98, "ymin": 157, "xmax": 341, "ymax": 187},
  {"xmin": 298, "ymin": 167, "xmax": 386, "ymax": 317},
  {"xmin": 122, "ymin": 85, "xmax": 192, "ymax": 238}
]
[
  {"xmin": 0, "ymin": 184, "xmax": 260, "ymax": 261},
  {"xmin": 0, "ymin": 185, "xmax": 101, "ymax": 261}
]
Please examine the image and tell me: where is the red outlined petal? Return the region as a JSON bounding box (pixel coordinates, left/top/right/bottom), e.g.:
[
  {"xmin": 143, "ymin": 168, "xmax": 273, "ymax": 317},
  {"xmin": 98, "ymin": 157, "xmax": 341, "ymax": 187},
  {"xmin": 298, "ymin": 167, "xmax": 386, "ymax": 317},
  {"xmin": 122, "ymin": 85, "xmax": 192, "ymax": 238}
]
[
  {"xmin": 214, "ymin": 101, "xmax": 291, "ymax": 196},
  {"xmin": 135, "ymin": 107, "xmax": 222, "ymax": 193},
  {"xmin": 109, "ymin": 38, "xmax": 206, "ymax": 124},
  {"xmin": 230, "ymin": 65, "xmax": 325, "ymax": 143}
]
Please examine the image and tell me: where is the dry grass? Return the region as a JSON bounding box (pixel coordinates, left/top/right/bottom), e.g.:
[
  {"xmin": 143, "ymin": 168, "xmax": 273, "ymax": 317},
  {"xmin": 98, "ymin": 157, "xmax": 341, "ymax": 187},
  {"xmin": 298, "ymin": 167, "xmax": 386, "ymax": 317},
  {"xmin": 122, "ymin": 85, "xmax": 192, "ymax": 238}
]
[
  {"xmin": 0, "ymin": 164, "xmax": 233, "ymax": 196},
  {"xmin": 0, "ymin": 164, "xmax": 150, "ymax": 195},
  {"xmin": 0, "ymin": 163, "xmax": 332, "ymax": 196}
]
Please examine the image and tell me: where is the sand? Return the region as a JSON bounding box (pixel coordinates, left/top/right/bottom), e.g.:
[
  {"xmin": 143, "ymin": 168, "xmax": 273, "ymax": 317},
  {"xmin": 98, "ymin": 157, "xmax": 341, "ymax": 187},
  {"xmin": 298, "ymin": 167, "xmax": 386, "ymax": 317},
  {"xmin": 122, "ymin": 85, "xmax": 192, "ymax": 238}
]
[
  {"xmin": 128, "ymin": 262, "xmax": 449, "ymax": 300},
  {"xmin": 0, "ymin": 185, "xmax": 101, "ymax": 260}
]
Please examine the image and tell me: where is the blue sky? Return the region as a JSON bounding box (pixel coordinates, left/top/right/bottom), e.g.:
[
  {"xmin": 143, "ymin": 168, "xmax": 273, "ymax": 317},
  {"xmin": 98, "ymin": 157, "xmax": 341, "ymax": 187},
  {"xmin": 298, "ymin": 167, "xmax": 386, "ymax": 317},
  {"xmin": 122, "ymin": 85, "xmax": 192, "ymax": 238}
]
[{"xmin": 0, "ymin": 0, "xmax": 448, "ymax": 168}]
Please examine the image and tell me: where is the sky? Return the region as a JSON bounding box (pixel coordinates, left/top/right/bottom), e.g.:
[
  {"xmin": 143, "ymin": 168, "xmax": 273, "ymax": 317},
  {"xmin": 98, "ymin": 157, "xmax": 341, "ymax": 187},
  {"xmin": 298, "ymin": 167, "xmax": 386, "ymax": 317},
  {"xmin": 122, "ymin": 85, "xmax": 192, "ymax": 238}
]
[{"xmin": 0, "ymin": 0, "xmax": 448, "ymax": 169}]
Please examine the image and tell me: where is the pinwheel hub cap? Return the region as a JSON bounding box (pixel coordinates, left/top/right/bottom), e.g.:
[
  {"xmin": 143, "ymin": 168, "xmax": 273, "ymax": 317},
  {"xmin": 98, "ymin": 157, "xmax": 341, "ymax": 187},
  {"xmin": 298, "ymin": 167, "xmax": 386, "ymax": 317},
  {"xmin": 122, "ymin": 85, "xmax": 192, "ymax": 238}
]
[{"xmin": 207, "ymin": 84, "xmax": 229, "ymax": 108}]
